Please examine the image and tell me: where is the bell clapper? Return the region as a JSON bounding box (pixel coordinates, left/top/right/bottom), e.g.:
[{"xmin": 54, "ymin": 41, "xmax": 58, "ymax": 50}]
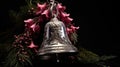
[{"xmin": 56, "ymin": 53, "xmax": 60, "ymax": 63}]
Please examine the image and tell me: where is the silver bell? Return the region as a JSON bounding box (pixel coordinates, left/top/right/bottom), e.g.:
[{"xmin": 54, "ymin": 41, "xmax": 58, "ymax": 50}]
[{"xmin": 38, "ymin": 17, "xmax": 78, "ymax": 55}]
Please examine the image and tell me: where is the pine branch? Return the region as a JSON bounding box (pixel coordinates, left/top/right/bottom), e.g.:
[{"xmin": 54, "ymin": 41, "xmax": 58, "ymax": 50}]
[
  {"xmin": 76, "ymin": 47, "xmax": 117, "ymax": 67},
  {"xmin": 4, "ymin": 32, "xmax": 35, "ymax": 67},
  {"xmin": 70, "ymin": 32, "xmax": 78, "ymax": 44},
  {"xmin": 77, "ymin": 47, "xmax": 100, "ymax": 64},
  {"xmin": 100, "ymin": 55, "xmax": 117, "ymax": 61}
]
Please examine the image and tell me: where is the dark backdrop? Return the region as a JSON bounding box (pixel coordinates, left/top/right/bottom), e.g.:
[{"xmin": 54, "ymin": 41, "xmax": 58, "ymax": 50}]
[{"xmin": 0, "ymin": 0, "xmax": 119, "ymax": 66}]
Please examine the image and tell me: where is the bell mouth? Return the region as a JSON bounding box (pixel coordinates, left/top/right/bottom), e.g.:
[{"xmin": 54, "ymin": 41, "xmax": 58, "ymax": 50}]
[{"xmin": 37, "ymin": 52, "xmax": 78, "ymax": 63}]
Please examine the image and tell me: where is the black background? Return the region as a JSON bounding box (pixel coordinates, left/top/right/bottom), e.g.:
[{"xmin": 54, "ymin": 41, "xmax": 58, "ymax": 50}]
[{"xmin": 0, "ymin": 0, "xmax": 119, "ymax": 66}]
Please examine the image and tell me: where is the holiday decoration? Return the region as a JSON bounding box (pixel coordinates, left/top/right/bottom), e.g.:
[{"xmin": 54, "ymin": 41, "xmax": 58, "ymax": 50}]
[
  {"xmin": 37, "ymin": 0, "xmax": 78, "ymax": 62},
  {"xmin": 3, "ymin": 0, "xmax": 116, "ymax": 67}
]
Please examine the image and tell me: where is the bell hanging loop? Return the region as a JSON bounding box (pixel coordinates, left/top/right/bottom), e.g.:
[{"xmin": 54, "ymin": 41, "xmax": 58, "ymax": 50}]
[{"xmin": 49, "ymin": 0, "xmax": 58, "ymax": 18}]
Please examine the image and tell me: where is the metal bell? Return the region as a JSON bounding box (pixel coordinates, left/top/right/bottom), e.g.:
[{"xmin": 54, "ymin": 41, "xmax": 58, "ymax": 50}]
[{"xmin": 38, "ymin": 17, "xmax": 78, "ymax": 55}]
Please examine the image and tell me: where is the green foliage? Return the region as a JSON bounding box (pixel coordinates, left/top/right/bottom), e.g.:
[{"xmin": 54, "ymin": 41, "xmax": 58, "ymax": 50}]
[
  {"xmin": 1, "ymin": 44, "xmax": 30, "ymax": 67},
  {"xmin": 4, "ymin": 43, "xmax": 34, "ymax": 67},
  {"xmin": 70, "ymin": 32, "xmax": 78, "ymax": 44},
  {"xmin": 3, "ymin": 0, "xmax": 40, "ymax": 67},
  {"xmin": 77, "ymin": 47, "xmax": 117, "ymax": 67},
  {"xmin": 77, "ymin": 47, "xmax": 100, "ymax": 63},
  {"xmin": 99, "ymin": 55, "xmax": 117, "ymax": 61}
]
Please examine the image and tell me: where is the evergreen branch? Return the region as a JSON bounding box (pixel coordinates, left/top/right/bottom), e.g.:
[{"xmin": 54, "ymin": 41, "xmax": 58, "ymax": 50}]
[
  {"xmin": 5, "ymin": 45, "xmax": 33, "ymax": 67},
  {"xmin": 70, "ymin": 32, "xmax": 78, "ymax": 44},
  {"xmin": 4, "ymin": 32, "xmax": 34, "ymax": 67},
  {"xmin": 77, "ymin": 47, "xmax": 117, "ymax": 67},
  {"xmin": 100, "ymin": 55, "xmax": 117, "ymax": 61},
  {"xmin": 24, "ymin": 56, "xmax": 33, "ymax": 66},
  {"xmin": 25, "ymin": 0, "xmax": 32, "ymax": 7},
  {"xmin": 77, "ymin": 47, "xmax": 100, "ymax": 64}
]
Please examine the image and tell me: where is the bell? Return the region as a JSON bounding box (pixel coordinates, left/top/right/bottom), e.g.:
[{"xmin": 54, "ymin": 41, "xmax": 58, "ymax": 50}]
[{"xmin": 38, "ymin": 17, "xmax": 78, "ymax": 56}]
